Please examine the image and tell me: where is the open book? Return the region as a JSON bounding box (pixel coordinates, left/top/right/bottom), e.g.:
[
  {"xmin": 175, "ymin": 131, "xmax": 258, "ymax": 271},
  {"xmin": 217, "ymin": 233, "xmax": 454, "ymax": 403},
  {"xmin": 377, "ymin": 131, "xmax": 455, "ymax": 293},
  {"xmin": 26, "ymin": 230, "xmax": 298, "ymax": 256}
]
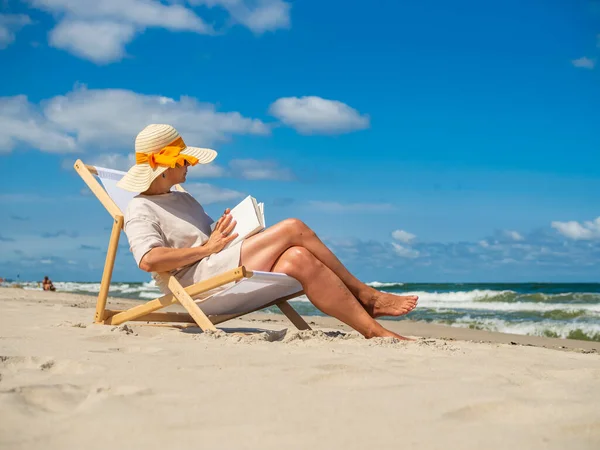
[{"xmin": 211, "ymin": 195, "xmax": 265, "ymax": 250}]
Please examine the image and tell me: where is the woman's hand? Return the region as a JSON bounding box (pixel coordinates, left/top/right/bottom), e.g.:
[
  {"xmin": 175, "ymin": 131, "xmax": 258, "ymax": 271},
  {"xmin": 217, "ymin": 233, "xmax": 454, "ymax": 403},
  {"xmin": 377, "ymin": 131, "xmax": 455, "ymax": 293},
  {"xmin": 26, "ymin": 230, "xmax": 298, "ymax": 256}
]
[{"xmin": 205, "ymin": 208, "xmax": 238, "ymax": 254}]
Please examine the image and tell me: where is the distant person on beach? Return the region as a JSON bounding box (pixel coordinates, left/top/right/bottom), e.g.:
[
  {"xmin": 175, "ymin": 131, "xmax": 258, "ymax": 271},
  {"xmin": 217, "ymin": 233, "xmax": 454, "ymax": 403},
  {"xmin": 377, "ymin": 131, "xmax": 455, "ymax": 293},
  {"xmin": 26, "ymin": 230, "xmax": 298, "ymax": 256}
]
[
  {"xmin": 42, "ymin": 276, "xmax": 56, "ymax": 292},
  {"xmin": 117, "ymin": 124, "xmax": 418, "ymax": 340}
]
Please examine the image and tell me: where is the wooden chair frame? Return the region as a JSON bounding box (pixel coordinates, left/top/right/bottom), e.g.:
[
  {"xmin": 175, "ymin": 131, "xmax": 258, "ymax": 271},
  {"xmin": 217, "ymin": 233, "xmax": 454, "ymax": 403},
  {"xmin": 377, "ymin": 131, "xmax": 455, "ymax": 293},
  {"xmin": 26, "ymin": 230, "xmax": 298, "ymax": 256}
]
[{"xmin": 73, "ymin": 159, "xmax": 311, "ymax": 332}]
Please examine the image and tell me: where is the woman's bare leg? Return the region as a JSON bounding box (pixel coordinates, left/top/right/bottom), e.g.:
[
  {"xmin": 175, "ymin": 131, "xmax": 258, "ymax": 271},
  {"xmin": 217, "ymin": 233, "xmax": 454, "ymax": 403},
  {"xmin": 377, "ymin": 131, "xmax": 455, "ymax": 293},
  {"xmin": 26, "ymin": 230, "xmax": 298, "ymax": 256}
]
[
  {"xmin": 272, "ymin": 246, "xmax": 408, "ymax": 339},
  {"xmin": 240, "ymin": 219, "xmax": 418, "ymax": 317}
]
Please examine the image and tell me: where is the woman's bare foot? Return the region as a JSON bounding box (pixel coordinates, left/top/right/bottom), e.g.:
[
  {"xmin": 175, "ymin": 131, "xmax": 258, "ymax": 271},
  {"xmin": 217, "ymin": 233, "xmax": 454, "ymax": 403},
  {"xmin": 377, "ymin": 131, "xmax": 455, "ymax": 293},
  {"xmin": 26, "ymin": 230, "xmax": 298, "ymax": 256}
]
[
  {"xmin": 368, "ymin": 328, "xmax": 414, "ymax": 341},
  {"xmin": 361, "ymin": 290, "xmax": 419, "ymax": 318}
]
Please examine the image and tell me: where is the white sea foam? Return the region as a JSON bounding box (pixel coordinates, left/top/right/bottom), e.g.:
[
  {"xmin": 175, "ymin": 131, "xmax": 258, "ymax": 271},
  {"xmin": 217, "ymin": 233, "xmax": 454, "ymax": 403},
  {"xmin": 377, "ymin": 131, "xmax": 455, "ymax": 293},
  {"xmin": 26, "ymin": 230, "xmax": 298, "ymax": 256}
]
[
  {"xmin": 367, "ymin": 281, "xmax": 404, "ymax": 288},
  {"xmin": 292, "ymin": 291, "xmax": 600, "ymax": 315},
  {"xmin": 53, "ymin": 282, "xmax": 103, "ymax": 293},
  {"xmin": 40, "ymin": 280, "xmax": 163, "ymax": 299},
  {"xmin": 9, "ymin": 281, "xmax": 44, "ymax": 290},
  {"xmin": 139, "ymin": 291, "xmax": 163, "ymax": 299},
  {"xmin": 405, "ymin": 289, "xmax": 514, "ymax": 302},
  {"xmin": 401, "ymin": 290, "xmax": 600, "ymax": 315},
  {"xmin": 443, "ymin": 317, "xmax": 600, "ymax": 339}
]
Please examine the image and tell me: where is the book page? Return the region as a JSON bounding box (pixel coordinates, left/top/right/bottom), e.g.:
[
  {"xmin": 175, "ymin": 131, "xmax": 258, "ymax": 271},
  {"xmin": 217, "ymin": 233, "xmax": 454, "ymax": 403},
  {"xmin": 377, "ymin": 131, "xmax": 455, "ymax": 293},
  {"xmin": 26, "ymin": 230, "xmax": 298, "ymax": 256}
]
[
  {"xmin": 257, "ymin": 202, "xmax": 265, "ymax": 227},
  {"xmin": 211, "ymin": 195, "xmax": 265, "ymax": 249}
]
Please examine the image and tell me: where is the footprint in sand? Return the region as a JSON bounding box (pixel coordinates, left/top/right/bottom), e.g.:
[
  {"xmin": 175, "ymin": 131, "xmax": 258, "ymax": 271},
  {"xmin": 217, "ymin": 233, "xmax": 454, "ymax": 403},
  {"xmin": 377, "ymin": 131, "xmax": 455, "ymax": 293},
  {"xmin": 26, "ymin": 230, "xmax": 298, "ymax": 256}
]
[
  {"xmin": 1, "ymin": 356, "xmax": 56, "ymax": 372},
  {"xmin": 88, "ymin": 346, "xmax": 162, "ymax": 354},
  {"xmin": 0, "ymin": 383, "xmax": 153, "ymax": 415},
  {"xmin": 443, "ymin": 400, "xmax": 506, "ymax": 420},
  {"xmin": 443, "ymin": 399, "xmax": 546, "ymax": 423},
  {"xmin": 300, "ymin": 363, "xmax": 371, "ymax": 385},
  {"xmin": 0, "ymin": 356, "xmax": 95, "ymax": 376},
  {"xmin": 561, "ymin": 421, "xmax": 600, "ymax": 439},
  {"xmin": 1, "ymin": 384, "xmax": 92, "ymax": 414}
]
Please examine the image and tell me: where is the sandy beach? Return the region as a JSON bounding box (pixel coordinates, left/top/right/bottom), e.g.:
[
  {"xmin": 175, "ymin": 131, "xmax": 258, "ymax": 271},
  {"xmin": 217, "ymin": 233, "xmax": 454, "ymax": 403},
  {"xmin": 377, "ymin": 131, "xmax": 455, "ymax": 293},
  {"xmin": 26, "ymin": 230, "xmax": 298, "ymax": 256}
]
[{"xmin": 1, "ymin": 287, "xmax": 599, "ymax": 450}]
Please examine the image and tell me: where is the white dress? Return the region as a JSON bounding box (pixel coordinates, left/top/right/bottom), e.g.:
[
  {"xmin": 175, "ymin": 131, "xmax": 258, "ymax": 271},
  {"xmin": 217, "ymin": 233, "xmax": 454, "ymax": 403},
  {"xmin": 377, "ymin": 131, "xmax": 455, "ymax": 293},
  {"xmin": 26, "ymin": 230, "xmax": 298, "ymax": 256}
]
[{"xmin": 123, "ymin": 191, "xmax": 243, "ymax": 294}]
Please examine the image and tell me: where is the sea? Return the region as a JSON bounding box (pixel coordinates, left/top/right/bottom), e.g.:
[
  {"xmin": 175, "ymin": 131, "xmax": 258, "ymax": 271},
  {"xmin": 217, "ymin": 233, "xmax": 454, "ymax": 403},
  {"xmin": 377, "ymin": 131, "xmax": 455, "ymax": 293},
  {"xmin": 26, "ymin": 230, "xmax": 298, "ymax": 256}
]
[{"xmin": 10, "ymin": 280, "xmax": 600, "ymax": 342}]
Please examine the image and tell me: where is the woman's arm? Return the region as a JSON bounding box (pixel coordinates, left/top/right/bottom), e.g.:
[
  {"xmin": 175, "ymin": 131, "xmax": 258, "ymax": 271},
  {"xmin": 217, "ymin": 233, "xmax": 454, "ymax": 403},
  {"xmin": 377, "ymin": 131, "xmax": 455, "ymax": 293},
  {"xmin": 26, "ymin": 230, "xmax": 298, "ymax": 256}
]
[
  {"xmin": 139, "ymin": 212, "xmax": 238, "ymax": 273},
  {"xmin": 139, "ymin": 245, "xmax": 213, "ymax": 273}
]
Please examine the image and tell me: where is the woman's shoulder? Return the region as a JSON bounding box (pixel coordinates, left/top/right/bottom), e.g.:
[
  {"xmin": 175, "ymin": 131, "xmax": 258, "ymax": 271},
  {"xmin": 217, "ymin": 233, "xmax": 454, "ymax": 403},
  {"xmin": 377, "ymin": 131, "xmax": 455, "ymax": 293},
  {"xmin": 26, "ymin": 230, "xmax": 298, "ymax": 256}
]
[
  {"xmin": 125, "ymin": 196, "xmax": 161, "ymax": 221},
  {"xmin": 125, "ymin": 191, "xmax": 201, "ymax": 219},
  {"xmin": 127, "ymin": 195, "xmax": 155, "ymax": 210}
]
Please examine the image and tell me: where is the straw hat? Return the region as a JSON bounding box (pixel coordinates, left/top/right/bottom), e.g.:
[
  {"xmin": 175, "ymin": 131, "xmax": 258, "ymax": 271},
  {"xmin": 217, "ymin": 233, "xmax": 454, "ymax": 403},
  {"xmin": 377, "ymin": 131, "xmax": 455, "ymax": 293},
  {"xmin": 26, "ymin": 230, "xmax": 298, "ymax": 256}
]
[{"xmin": 117, "ymin": 124, "xmax": 217, "ymax": 192}]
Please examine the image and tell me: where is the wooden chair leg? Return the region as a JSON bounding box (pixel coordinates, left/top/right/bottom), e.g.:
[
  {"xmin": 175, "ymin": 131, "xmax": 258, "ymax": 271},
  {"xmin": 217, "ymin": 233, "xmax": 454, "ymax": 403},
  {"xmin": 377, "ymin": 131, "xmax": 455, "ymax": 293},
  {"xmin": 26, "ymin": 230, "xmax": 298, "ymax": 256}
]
[
  {"xmin": 104, "ymin": 296, "xmax": 179, "ymax": 325},
  {"xmin": 277, "ymin": 301, "xmax": 311, "ymax": 331},
  {"xmin": 95, "ymin": 215, "xmax": 123, "ymax": 323},
  {"xmin": 163, "ymin": 274, "xmax": 217, "ymax": 331}
]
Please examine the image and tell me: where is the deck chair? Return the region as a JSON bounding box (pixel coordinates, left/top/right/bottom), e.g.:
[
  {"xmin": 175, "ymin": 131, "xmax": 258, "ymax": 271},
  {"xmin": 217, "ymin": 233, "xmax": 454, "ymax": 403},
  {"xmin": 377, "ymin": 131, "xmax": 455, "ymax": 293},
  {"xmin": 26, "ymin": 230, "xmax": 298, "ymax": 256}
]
[{"xmin": 73, "ymin": 159, "xmax": 311, "ymax": 332}]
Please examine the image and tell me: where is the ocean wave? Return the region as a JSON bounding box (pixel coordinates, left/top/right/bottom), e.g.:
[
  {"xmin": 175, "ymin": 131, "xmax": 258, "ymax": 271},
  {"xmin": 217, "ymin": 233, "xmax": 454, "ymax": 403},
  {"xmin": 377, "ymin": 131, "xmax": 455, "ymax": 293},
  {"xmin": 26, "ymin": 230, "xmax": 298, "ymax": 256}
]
[
  {"xmin": 399, "ymin": 289, "xmax": 513, "ymax": 302},
  {"xmin": 437, "ymin": 317, "xmax": 600, "ymax": 341},
  {"xmin": 541, "ymin": 309, "xmax": 589, "ymax": 320},
  {"xmin": 415, "ymin": 299, "xmax": 600, "ymax": 315},
  {"xmin": 367, "ymin": 281, "xmax": 404, "ymax": 288},
  {"xmin": 290, "ymin": 293, "xmax": 600, "ymax": 319},
  {"xmin": 139, "ymin": 291, "xmax": 163, "ymax": 299},
  {"xmin": 379, "ymin": 289, "xmax": 600, "ymax": 314},
  {"xmin": 39, "ymin": 280, "xmax": 161, "ymax": 299},
  {"xmin": 476, "ymin": 292, "xmax": 600, "ymax": 304}
]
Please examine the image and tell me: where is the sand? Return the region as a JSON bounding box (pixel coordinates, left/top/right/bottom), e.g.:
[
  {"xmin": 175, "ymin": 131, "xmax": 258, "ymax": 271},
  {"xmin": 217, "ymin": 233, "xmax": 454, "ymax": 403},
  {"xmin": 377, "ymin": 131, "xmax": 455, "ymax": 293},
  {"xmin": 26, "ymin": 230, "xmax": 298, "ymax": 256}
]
[{"xmin": 1, "ymin": 287, "xmax": 599, "ymax": 450}]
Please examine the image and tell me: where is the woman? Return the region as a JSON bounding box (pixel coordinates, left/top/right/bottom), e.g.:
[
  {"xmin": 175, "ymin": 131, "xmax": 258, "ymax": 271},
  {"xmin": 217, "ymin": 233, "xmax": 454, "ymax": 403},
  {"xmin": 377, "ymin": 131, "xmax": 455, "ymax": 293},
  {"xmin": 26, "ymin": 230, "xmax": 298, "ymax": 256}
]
[
  {"xmin": 42, "ymin": 276, "xmax": 55, "ymax": 292},
  {"xmin": 118, "ymin": 124, "xmax": 418, "ymax": 340}
]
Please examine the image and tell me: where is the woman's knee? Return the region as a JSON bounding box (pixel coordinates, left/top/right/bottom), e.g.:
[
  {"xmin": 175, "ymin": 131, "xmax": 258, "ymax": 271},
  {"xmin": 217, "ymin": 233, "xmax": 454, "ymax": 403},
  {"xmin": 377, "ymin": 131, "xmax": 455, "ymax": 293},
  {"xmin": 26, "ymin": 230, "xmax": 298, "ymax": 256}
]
[
  {"xmin": 276, "ymin": 246, "xmax": 321, "ymax": 278},
  {"xmin": 279, "ymin": 218, "xmax": 313, "ymax": 238}
]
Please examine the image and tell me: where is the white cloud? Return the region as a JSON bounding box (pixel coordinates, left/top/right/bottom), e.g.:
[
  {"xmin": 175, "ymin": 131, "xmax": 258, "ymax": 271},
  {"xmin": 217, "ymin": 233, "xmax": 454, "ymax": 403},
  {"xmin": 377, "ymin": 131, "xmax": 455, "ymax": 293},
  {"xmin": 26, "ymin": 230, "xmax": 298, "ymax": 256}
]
[
  {"xmin": 308, "ymin": 201, "xmax": 395, "ymax": 213},
  {"xmin": 187, "ymin": 163, "xmax": 229, "ymax": 179},
  {"xmin": 49, "ymin": 20, "xmax": 136, "ymax": 64},
  {"xmin": 391, "ymin": 243, "xmax": 420, "ymax": 259},
  {"xmin": 0, "ymin": 14, "xmax": 32, "ymax": 49},
  {"xmin": 571, "ymin": 57, "xmax": 595, "ymax": 69},
  {"xmin": 505, "ymin": 230, "xmax": 524, "ymax": 241},
  {"xmin": 229, "ymin": 158, "xmax": 294, "ymax": 180},
  {"xmin": 551, "ymin": 217, "xmax": 600, "ymax": 240},
  {"xmin": 26, "ymin": 0, "xmax": 291, "ymax": 62},
  {"xmin": 0, "ymin": 87, "xmax": 270, "ymax": 154},
  {"xmin": 29, "ymin": 0, "xmax": 212, "ymax": 63},
  {"xmin": 0, "ymin": 95, "xmax": 77, "ymax": 153},
  {"xmin": 391, "ymin": 229, "xmax": 416, "ymax": 243},
  {"xmin": 87, "ymin": 152, "xmax": 136, "ymax": 171},
  {"xmin": 184, "ymin": 182, "xmax": 245, "ymax": 204},
  {"xmin": 187, "ymin": 158, "xmax": 295, "ymax": 180},
  {"xmin": 269, "ymin": 96, "xmax": 370, "ymax": 134},
  {"xmin": 29, "ymin": 0, "xmax": 210, "ymax": 31},
  {"xmin": 190, "ymin": 0, "xmax": 291, "ymax": 33}
]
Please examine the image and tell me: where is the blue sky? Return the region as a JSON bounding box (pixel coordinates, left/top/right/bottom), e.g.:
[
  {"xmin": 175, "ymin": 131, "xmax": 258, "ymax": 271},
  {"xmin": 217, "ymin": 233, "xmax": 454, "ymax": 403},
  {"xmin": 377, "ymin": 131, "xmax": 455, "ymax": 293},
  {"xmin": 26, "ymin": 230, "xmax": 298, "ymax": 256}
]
[{"xmin": 0, "ymin": 0, "xmax": 599, "ymax": 283}]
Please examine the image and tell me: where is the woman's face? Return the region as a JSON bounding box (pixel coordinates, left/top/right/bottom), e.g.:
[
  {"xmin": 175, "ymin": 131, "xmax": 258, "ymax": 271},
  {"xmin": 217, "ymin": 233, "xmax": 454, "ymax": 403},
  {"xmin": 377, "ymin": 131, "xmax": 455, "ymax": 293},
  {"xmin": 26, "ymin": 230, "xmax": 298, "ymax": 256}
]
[{"xmin": 166, "ymin": 161, "xmax": 189, "ymax": 185}]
